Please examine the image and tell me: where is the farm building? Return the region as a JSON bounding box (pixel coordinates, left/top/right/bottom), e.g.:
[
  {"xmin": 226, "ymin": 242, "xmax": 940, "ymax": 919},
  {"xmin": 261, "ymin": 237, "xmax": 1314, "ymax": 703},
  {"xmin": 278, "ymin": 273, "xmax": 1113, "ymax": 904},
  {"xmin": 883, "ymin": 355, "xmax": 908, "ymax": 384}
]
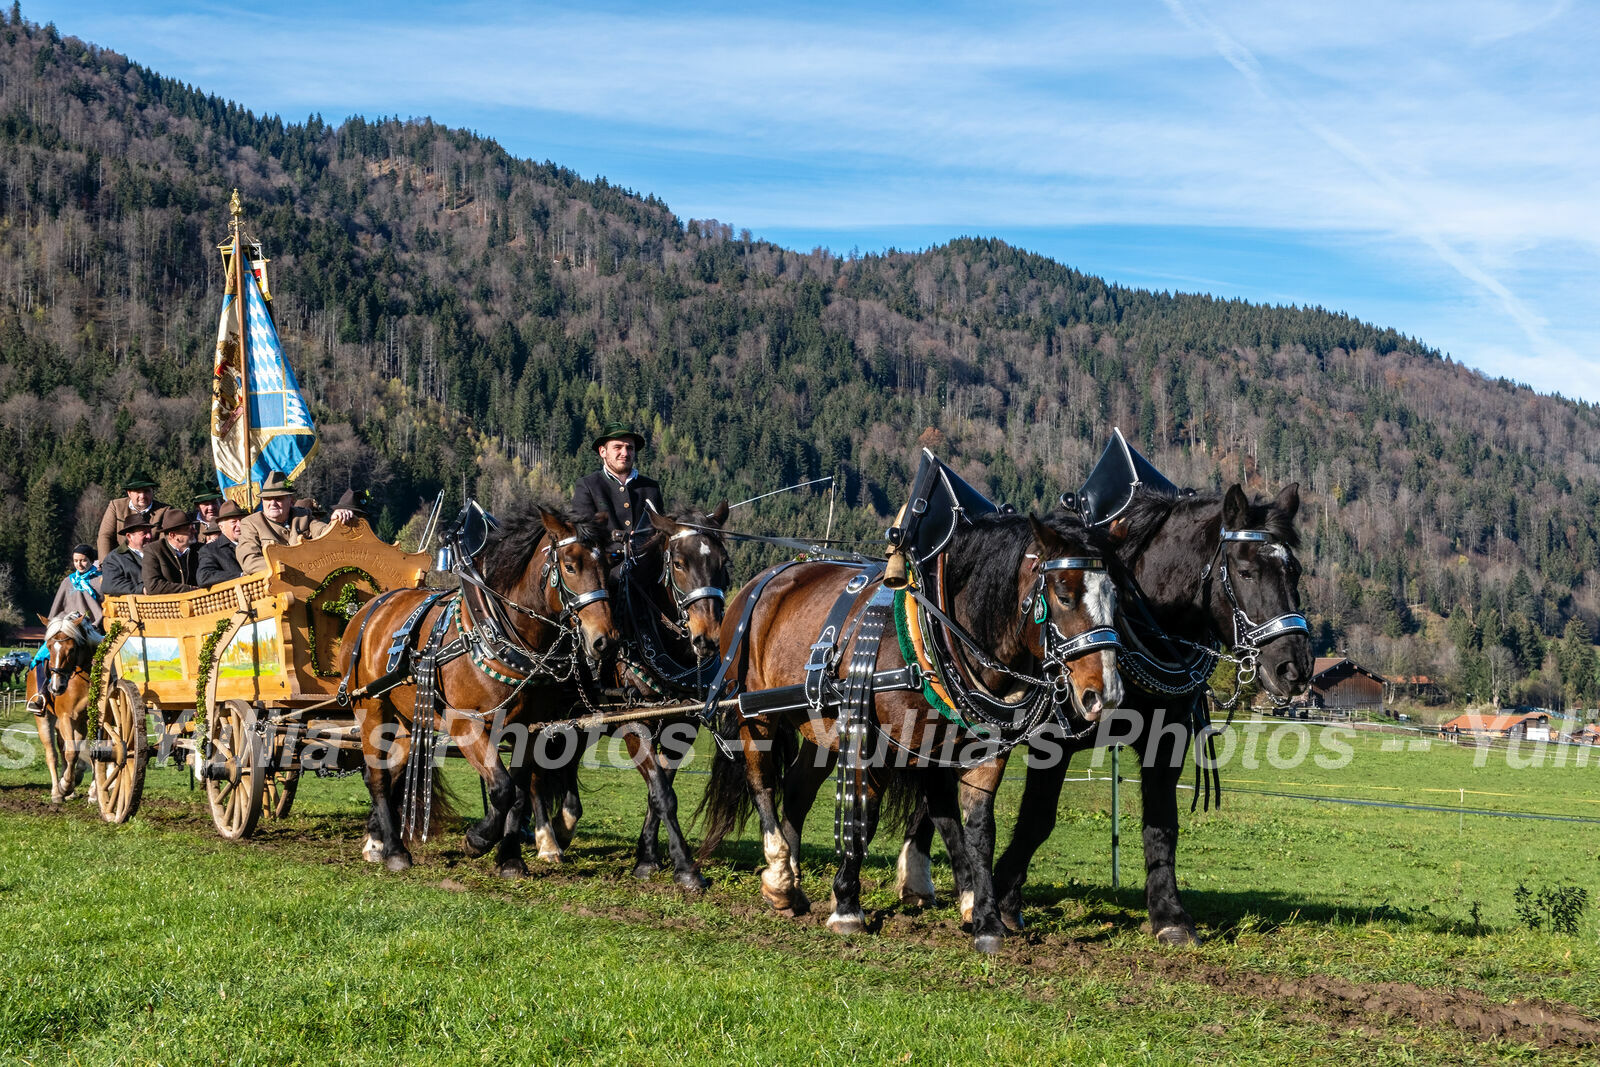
[
  {"xmin": 1566, "ymin": 723, "xmax": 1600, "ymax": 746},
  {"xmin": 1307, "ymin": 657, "xmax": 1387, "ymax": 715},
  {"xmin": 1439, "ymin": 711, "xmax": 1552, "ymax": 742}
]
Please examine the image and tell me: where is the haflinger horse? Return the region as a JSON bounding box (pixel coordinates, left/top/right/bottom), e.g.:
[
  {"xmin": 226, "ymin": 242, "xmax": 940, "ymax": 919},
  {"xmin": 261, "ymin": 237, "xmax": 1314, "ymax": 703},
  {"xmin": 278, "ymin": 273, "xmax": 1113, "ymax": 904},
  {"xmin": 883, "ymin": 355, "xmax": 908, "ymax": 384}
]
[
  {"xmin": 897, "ymin": 483, "xmax": 1313, "ymax": 944},
  {"xmin": 27, "ymin": 612, "xmax": 101, "ymax": 804},
  {"xmin": 698, "ymin": 509, "xmax": 1121, "ymax": 952},
  {"xmin": 337, "ymin": 503, "xmax": 617, "ymax": 877},
  {"xmin": 531, "ymin": 503, "xmax": 732, "ymax": 889}
]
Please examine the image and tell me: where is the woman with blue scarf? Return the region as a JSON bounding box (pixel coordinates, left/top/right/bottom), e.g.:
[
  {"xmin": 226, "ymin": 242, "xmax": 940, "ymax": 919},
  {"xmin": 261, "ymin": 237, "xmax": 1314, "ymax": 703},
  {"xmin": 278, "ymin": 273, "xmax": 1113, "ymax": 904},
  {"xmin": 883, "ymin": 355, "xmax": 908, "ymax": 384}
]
[{"xmin": 49, "ymin": 545, "xmax": 103, "ymax": 628}]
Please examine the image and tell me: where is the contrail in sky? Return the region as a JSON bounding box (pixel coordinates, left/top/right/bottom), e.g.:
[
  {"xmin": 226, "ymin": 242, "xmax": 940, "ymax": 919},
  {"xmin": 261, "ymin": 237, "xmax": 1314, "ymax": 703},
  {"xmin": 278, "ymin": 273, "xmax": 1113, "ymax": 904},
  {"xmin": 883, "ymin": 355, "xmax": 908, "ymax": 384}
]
[{"xmin": 1162, "ymin": 0, "xmax": 1569, "ymax": 364}]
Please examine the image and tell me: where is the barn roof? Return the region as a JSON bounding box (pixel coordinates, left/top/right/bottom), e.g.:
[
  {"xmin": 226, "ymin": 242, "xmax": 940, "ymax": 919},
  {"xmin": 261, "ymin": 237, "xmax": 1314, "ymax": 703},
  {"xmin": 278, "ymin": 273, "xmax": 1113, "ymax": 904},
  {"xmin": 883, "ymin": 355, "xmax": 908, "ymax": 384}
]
[
  {"xmin": 1440, "ymin": 712, "xmax": 1549, "ymax": 732},
  {"xmin": 1310, "ymin": 657, "xmax": 1388, "ymax": 685}
]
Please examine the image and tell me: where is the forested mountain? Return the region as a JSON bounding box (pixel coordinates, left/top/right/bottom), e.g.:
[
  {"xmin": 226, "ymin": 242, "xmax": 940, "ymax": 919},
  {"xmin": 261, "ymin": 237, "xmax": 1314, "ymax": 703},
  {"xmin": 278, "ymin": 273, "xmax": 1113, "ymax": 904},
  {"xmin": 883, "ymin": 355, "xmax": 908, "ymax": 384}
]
[{"xmin": 2, "ymin": 10, "xmax": 1598, "ymax": 711}]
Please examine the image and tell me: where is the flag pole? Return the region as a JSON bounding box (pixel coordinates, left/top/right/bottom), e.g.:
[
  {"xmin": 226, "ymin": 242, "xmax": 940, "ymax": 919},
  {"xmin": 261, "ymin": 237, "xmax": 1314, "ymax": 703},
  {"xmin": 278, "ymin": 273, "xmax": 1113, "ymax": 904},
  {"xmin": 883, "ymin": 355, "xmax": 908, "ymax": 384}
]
[{"xmin": 230, "ymin": 189, "xmax": 255, "ymax": 507}]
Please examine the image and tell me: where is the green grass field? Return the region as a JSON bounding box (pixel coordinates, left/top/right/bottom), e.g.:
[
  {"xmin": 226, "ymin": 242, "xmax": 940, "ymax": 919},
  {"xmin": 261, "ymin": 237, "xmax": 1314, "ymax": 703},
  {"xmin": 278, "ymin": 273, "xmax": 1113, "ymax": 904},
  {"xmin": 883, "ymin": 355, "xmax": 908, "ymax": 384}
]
[{"xmin": 2, "ymin": 709, "xmax": 1598, "ymax": 1065}]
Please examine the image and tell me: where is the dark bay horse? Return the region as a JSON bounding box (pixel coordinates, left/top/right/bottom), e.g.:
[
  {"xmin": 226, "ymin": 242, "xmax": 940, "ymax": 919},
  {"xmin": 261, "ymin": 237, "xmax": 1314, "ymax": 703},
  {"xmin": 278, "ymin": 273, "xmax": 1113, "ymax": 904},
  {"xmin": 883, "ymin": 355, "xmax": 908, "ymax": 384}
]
[
  {"xmin": 699, "ymin": 511, "xmax": 1121, "ymax": 951},
  {"xmin": 531, "ymin": 503, "xmax": 732, "ymax": 890},
  {"xmin": 897, "ymin": 483, "xmax": 1313, "ymax": 943},
  {"xmin": 338, "ymin": 504, "xmax": 617, "ymax": 876},
  {"xmin": 27, "ymin": 613, "xmax": 99, "ymax": 804}
]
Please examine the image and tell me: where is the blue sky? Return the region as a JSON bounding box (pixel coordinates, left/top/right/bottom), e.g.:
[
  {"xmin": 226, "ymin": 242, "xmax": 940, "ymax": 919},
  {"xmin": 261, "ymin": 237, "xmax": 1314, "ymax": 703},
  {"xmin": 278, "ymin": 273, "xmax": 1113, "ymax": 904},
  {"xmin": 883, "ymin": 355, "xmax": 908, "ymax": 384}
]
[{"xmin": 33, "ymin": 1, "xmax": 1600, "ymax": 401}]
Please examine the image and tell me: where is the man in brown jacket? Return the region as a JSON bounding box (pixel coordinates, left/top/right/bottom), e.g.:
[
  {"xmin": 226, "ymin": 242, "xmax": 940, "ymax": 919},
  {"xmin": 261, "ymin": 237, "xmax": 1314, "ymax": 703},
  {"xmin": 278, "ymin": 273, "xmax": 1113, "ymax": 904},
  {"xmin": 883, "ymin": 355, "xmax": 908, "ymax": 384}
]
[
  {"xmin": 95, "ymin": 472, "xmax": 169, "ymax": 561},
  {"xmin": 142, "ymin": 510, "xmax": 202, "ymax": 595},
  {"xmin": 235, "ymin": 471, "xmax": 354, "ymax": 575}
]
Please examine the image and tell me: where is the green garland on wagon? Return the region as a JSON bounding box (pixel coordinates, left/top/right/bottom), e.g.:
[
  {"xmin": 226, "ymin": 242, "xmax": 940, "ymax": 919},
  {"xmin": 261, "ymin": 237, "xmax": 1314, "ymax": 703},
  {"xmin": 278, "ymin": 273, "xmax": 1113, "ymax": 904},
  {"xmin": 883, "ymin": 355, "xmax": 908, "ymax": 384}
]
[
  {"xmin": 194, "ymin": 616, "xmax": 235, "ymax": 735},
  {"xmin": 84, "ymin": 620, "xmax": 125, "ymax": 744},
  {"xmin": 309, "ymin": 567, "xmax": 381, "ymax": 676}
]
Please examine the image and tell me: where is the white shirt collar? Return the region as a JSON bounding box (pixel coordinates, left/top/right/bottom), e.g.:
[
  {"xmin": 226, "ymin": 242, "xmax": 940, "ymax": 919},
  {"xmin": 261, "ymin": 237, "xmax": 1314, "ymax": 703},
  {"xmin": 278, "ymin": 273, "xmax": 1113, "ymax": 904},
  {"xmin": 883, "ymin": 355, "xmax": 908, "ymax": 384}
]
[{"xmin": 605, "ymin": 467, "xmax": 638, "ymax": 488}]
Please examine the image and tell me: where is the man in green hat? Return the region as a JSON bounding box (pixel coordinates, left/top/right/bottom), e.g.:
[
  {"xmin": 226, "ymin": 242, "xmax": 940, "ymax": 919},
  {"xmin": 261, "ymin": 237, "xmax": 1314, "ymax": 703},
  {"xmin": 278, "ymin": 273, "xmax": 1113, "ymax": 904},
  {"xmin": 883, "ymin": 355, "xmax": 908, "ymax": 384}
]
[
  {"xmin": 572, "ymin": 423, "xmax": 664, "ymax": 578},
  {"xmin": 95, "ymin": 472, "xmax": 169, "ymax": 561},
  {"xmin": 193, "ymin": 488, "xmax": 225, "ymax": 531}
]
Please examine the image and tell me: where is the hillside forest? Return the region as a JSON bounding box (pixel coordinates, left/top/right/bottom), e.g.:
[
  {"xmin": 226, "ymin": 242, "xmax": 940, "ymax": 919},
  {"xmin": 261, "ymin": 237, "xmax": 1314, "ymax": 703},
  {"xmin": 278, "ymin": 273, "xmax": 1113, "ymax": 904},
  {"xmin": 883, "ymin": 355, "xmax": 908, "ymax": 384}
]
[{"xmin": 3, "ymin": 10, "xmax": 1599, "ymax": 712}]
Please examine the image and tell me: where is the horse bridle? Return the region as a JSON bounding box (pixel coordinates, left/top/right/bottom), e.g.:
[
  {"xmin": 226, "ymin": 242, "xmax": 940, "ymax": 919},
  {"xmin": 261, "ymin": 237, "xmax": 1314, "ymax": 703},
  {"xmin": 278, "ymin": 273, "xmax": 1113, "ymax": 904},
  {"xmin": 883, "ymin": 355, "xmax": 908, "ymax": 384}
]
[
  {"xmin": 540, "ymin": 534, "xmax": 612, "ymax": 624},
  {"xmin": 1200, "ymin": 527, "xmax": 1310, "ymax": 685},
  {"xmin": 1023, "ymin": 555, "xmax": 1122, "ymax": 666},
  {"xmin": 663, "ymin": 527, "xmax": 727, "ymax": 623}
]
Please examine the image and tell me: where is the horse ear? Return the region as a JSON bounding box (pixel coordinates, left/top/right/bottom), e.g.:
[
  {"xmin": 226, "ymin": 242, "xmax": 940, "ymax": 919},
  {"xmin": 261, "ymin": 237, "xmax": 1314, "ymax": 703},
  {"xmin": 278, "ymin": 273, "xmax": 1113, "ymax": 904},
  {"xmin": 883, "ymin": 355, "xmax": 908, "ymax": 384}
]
[
  {"xmin": 541, "ymin": 509, "xmax": 575, "ymax": 542},
  {"xmin": 712, "ymin": 500, "xmax": 729, "ymax": 526},
  {"xmin": 1027, "ymin": 516, "xmax": 1058, "ymax": 565},
  {"xmin": 647, "ymin": 508, "xmax": 675, "ymax": 534},
  {"xmin": 1222, "ymin": 485, "xmax": 1250, "ymax": 530},
  {"xmin": 1274, "ymin": 482, "xmax": 1301, "ymax": 523}
]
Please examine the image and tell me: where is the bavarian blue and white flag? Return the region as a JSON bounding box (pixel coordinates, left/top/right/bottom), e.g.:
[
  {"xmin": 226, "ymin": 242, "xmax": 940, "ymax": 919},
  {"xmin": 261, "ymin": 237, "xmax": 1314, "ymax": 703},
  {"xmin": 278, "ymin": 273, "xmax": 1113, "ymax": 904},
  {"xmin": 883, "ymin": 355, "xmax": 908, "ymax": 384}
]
[{"xmin": 211, "ymin": 239, "xmax": 317, "ymax": 505}]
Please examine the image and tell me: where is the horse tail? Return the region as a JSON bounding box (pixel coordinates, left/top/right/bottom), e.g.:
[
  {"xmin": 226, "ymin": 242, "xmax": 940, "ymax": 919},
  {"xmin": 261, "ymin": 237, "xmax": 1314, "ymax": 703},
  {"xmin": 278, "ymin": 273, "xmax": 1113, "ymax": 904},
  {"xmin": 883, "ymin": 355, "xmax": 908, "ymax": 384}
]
[
  {"xmin": 877, "ymin": 764, "xmax": 923, "ymax": 837},
  {"xmin": 695, "ymin": 724, "xmax": 796, "ymax": 861}
]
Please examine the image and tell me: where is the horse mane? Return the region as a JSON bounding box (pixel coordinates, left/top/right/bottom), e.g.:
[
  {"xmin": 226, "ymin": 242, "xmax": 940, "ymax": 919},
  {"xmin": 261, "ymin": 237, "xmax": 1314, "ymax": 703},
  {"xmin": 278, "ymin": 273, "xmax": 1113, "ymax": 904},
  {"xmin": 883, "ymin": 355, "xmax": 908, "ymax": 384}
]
[
  {"xmin": 480, "ymin": 501, "xmax": 606, "ymax": 590},
  {"xmin": 944, "ymin": 513, "xmax": 1041, "ymax": 651}
]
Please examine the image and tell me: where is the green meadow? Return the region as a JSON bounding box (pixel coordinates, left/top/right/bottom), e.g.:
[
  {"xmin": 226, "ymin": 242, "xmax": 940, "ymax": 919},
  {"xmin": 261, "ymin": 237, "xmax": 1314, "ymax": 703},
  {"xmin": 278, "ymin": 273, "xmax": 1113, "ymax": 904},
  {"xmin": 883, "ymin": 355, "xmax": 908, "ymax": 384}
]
[{"xmin": 2, "ymin": 707, "xmax": 1597, "ymax": 1065}]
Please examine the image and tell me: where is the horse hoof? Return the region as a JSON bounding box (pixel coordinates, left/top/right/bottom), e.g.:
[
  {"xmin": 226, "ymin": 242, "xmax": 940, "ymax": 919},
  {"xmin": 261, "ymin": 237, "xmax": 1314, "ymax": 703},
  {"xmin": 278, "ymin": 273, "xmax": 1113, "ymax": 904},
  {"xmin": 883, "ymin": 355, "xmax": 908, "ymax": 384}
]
[
  {"xmin": 826, "ymin": 911, "xmax": 866, "ymax": 936},
  {"xmin": 496, "ymin": 863, "xmax": 528, "ymax": 880},
  {"xmin": 973, "ymin": 933, "xmax": 1005, "ymax": 955},
  {"xmin": 384, "ymin": 853, "xmax": 413, "ymax": 873},
  {"xmin": 536, "ymin": 849, "xmax": 563, "ymax": 864},
  {"xmin": 463, "ymin": 833, "xmax": 493, "ymax": 858},
  {"xmin": 632, "ymin": 863, "xmax": 659, "ymax": 881},
  {"xmin": 1001, "ymin": 911, "xmax": 1027, "ymax": 934},
  {"xmin": 675, "ymin": 870, "xmax": 710, "ymax": 893},
  {"xmin": 1155, "ymin": 924, "xmax": 1200, "ymax": 946},
  {"xmin": 899, "ymin": 891, "xmax": 936, "ymax": 909},
  {"xmin": 362, "ymin": 836, "xmax": 384, "ymax": 863}
]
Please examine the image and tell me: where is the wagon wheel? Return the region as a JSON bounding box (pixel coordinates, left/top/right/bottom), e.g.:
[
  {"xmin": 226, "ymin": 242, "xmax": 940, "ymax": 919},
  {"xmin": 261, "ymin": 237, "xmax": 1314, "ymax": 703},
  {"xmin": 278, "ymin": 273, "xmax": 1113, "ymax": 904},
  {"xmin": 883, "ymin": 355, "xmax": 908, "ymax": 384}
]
[
  {"xmin": 203, "ymin": 698, "xmax": 266, "ymax": 840},
  {"xmin": 93, "ymin": 679, "xmax": 149, "ymax": 824}
]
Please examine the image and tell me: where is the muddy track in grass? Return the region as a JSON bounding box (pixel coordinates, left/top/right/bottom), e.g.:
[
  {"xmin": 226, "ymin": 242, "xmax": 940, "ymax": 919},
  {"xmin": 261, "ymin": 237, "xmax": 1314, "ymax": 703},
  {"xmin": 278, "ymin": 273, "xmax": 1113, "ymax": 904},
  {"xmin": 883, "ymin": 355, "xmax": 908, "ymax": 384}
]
[{"xmin": 6, "ymin": 786, "xmax": 1599, "ymax": 1053}]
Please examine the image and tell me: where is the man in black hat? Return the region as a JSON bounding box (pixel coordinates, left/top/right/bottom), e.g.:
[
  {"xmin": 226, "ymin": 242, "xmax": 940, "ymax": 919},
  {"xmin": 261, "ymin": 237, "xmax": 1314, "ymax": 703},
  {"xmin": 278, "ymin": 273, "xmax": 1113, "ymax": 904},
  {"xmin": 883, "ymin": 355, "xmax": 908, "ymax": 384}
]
[
  {"xmin": 143, "ymin": 510, "xmax": 202, "ymax": 595},
  {"xmin": 100, "ymin": 515, "xmax": 155, "ymax": 597},
  {"xmin": 571, "ymin": 423, "xmax": 664, "ymax": 581},
  {"xmin": 197, "ymin": 501, "xmax": 249, "ymax": 587},
  {"xmin": 95, "ymin": 472, "xmax": 169, "ymax": 561},
  {"xmin": 235, "ymin": 471, "xmax": 355, "ymax": 575}
]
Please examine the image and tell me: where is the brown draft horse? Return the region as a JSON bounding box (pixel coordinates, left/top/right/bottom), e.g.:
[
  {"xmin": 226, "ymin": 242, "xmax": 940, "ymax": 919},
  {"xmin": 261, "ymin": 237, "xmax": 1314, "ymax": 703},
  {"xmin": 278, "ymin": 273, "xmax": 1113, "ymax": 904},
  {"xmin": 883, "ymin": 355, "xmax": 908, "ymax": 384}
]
[
  {"xmin": 337, "ymin": 504, "xmax": 617, "ymax": 877},
  {"xmin": 530, "ymin": 504, "xmax": 731, "ymax": 890},
  {"xmin": 26, "ymin": 614, "xmax": 100, "ymax": 805},
  {"xmin": 699, "ymin": 510, "xmax": 1121, "ymax": 952}
]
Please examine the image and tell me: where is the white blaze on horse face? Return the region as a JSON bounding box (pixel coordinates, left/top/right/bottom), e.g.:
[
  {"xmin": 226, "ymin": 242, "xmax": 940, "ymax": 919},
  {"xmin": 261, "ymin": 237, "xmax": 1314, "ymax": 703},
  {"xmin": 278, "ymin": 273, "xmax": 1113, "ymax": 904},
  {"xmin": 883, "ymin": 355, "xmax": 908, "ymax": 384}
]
[
  {"xmin": 1083, "ymin": 571, "xmax": 1122, "ymax": 708},
  {"xmin": 1083, "ymin": 570, "xmax": 1115, "ymax": 629}
]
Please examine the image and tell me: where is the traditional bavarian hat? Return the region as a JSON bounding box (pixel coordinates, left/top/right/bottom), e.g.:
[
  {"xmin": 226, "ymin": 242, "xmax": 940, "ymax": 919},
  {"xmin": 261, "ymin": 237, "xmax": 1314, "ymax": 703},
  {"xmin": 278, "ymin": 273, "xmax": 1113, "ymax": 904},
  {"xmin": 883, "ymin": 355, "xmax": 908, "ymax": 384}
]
[
  {"xmin": 121, "ymin": 471, "xmax": 158, "ymax": 491},
  {"xmin": 119, "ymin": 514, "xmax": 155, "ymax": 534},
  {"xmin": 334, "ymin": 488, "xmax": 368, "ymax": 515},
  {"xmin": 215, "ymin": 501, "xmax": 248, "ymax": 521},
  {"xmin": 592, "ymin": 422, "xmax": 646, "ymax": 453},
  {"xmin": 158, "ymin": 509, "xmax": 197, "ymax": 534},
  {"xmin": 258, "ymin": 471, "xmax": 296, "ymax": 499},
  {"xmin": 199, "ymin": 522, "xmax": 221, "ymax": 538},
  {"xmin": 193, "ymin": 488, "xmax": 226, "ymax": 505}
]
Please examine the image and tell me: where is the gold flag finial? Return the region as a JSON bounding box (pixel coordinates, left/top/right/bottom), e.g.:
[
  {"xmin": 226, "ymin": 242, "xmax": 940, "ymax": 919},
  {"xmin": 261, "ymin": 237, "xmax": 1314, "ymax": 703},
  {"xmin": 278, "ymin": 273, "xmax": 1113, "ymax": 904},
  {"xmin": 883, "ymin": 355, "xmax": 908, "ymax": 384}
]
[{"xmin": 229, "ymin": 188, "xmax": 243, "ymax": 221}]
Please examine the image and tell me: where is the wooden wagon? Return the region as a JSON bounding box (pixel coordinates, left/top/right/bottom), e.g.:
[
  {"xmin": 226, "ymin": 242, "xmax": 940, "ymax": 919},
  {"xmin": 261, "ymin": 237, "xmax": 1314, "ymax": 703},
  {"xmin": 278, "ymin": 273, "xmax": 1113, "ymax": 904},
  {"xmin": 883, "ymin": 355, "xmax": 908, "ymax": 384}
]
[{"xmin": 89, "ymin": 522, "xmax": 431, "ymax": 839}]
